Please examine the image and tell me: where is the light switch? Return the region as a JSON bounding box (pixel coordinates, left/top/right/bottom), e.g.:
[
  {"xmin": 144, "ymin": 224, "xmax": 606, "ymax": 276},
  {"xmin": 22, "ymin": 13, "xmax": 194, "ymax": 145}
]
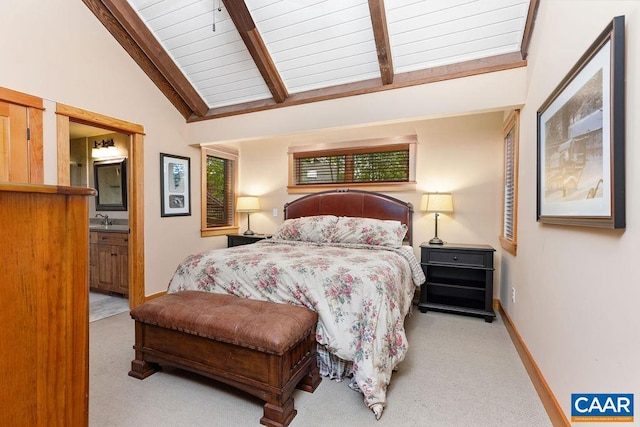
[{"xmin": 272, "ymin": 208, "xmax": 278, "ymax": 217}]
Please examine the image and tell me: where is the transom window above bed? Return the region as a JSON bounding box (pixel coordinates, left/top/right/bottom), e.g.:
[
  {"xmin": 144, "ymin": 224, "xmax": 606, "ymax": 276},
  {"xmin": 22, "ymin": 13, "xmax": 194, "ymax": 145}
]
[
  {"xmin": 200, "ymin": 145, "xmax": 238, "ymax": 237},
  {"xmin": 288, "ymin": 135, "xmax": 417, "ymax": 193}
]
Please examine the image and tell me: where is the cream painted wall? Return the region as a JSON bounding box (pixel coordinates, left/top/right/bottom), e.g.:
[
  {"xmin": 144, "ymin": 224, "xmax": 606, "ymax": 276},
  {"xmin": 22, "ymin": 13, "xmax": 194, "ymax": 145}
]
[
  {"xmin": 7, "ymin": 0, "xmax": 635, "ymax": 421},
  {"xmin": 187, "ymin": 67, "xmax": 526, "ymax": 145},
  {"xmin": 208, "ymin": 112, "xmax": 506, "ymax": 294},
  {"xmin": 184, "ymin": 25, "xmax": 529, "ymax": 300},
  {"xmin": 187, "ymin": 55, "xmax": 529, "ymax": 300},
  {"xmin": 504, "ymin": 0, "xmax": 640, "ymax": 421},
  {"xmin": 1, "ymin": 0, "xmax": 523, "ymax": 299},
  {"xmin": 0, "ymin": 0, "xmax": 204, "ymax": 296}
]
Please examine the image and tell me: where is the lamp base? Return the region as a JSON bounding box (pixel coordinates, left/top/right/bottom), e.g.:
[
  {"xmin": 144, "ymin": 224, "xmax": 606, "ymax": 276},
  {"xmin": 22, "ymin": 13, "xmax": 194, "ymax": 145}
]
[
  {"xmin": 243, "ymin": 212, "xmax": 255, "ymax": 235},
  {"xmin": 428, "ymin": 236, "xmax": 444, "ymax": 245}
]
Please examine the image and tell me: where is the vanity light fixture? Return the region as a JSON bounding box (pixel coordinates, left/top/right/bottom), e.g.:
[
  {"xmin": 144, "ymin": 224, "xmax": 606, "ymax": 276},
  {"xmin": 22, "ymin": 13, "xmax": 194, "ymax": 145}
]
[{"xmin": 91, "ymin": 139, "xmax": 119, "ymax": 159}]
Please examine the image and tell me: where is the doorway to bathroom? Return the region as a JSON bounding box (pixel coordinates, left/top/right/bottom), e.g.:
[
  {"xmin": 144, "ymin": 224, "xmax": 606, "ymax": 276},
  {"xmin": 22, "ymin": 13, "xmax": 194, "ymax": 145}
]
[
  {"xmin": 56, "ymin": 103, "xmax": 145, "ymax": 311},
  {"xmin": 68, "ymin": 122, "xmax": 130, "ymax": 321}
]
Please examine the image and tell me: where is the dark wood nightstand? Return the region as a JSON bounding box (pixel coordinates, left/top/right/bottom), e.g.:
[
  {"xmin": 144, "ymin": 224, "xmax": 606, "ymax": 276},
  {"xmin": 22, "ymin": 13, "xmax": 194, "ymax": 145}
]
[
  {"xmin": 418, "ymin": 243, "xmax": 496, "ymax": 322},
  {"xmin": 227, "ymin": 234, "xmax": 269, "ymax": 247}
]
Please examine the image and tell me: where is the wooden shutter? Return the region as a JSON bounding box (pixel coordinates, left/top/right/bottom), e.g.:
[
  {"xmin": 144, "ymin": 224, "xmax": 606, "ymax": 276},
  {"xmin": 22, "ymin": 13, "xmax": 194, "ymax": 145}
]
[{"xmin": 0, "ymin": 87, "xmax": 44, "ymax": 184}]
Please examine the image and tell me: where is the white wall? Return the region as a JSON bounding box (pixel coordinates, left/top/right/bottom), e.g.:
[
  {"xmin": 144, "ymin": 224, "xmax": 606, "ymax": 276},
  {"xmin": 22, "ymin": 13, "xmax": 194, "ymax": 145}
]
[{"xmin": 505, "ymin": 0, "xmax": 640, "ymax": 420}]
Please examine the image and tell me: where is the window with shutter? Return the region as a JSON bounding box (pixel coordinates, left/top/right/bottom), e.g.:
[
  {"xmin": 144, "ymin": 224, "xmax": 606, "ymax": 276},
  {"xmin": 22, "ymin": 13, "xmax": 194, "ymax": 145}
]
[
  {"xmin": 288, "ymin": 135, "xmax": 417, "ymax": 193},
  {"xmin": 500, "ymin": 111, "xmax": 519, "ymax": 255},
  {"xmin": 201, "ymin": 146, "xmax": 238, "ymax": 236}
]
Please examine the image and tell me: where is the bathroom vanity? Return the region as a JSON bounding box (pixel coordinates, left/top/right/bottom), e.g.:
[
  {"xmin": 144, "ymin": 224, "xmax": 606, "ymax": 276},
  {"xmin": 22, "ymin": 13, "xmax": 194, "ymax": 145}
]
[{"xmin": 89, "ymin": 226, "xmax": 129, "ymax": 296}]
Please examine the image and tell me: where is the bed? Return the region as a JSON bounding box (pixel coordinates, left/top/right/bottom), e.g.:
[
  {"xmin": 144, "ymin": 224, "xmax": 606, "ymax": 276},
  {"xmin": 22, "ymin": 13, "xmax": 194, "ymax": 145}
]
[{"xmin": 167, "ymin": 190, "xmax": 425, "ymax": 419}]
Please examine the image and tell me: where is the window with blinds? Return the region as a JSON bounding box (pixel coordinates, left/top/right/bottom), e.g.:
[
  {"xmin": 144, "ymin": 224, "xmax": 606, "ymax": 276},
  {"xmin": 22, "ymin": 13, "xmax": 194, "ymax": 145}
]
[
  {"xmin": 500, "ymin": 111, "xmax": 519, "ymax": 255},
  {"xmin": 288, "ymin": 136, "xmax": 417, "ymax": 192},
  {"xmin": 201, "ymin": 146, "xmax": 238, "ymax": 236},
  {"xmin": 503, "ymin": 131, "xmax": 515, "ymax": 238}
]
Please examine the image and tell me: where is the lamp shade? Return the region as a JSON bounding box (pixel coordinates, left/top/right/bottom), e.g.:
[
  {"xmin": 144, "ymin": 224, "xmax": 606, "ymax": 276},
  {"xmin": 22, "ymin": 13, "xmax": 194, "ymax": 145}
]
[
  {"xmin": 420, "ymin": 193, "xmax": 454, "ymax": 213},
  {"xmin": 236, "ymin": 196, "xmax": 260, "ymax": 212}
]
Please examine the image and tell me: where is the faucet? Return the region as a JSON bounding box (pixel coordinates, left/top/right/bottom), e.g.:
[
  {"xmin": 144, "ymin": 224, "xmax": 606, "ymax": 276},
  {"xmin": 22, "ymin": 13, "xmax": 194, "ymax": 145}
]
[{"xmin": 95, "ymin": 214, "xmax": 112, "ymax": 226}]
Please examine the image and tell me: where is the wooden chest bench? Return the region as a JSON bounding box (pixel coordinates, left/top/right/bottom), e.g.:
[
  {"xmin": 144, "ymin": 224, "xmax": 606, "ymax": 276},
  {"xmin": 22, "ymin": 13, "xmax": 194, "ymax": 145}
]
[{"xmin": 128, "ymin": 291, "xmax": 321, "ymax": 427}]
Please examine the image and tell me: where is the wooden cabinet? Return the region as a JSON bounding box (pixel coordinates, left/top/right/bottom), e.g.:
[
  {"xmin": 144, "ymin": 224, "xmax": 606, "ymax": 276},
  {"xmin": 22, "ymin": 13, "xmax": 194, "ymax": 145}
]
[
  {"xmin": 0, "ymin": 183, "xmax": 95, "ymax": 426},
  {"xmin": 418, "ymin": 243, "xmax": 496, "ymax": 322},
  {"xmin": 90, "ymin": 231, "xmax": 129, "ymax": 296},
  {"xmin": 227, "ymin": 233, "xmax": 268, "ymax": 247},
  {"xmin": 0, "ymin": 87, "xmax": 44, "ymax": 184}
]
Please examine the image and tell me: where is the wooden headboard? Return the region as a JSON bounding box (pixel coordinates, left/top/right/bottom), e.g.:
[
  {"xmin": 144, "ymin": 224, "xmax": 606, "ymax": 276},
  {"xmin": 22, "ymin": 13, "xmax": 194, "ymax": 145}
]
[{"xmin": 284, "ymin": 190, "xmax": 414, "ymax": 245}]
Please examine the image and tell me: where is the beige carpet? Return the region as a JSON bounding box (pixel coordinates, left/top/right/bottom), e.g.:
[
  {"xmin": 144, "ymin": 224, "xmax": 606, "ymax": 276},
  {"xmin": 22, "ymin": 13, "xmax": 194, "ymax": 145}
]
[{"xmin": 89, "ymin": 308, "xmax": 551, "ymax": 426}]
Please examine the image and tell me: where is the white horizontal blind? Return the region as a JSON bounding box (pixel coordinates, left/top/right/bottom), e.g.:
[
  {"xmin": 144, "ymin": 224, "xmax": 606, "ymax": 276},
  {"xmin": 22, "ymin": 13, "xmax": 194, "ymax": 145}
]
[{"xmin": 503, "ymin": 127, "xmax": 515, "ymax": 239}]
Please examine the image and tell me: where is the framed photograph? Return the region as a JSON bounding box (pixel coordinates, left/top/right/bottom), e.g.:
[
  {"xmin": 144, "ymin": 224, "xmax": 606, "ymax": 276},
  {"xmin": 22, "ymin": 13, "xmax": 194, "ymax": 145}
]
[
  {"xmin": 537, "ymin": 16, "xmax": 625, "ymax": 229},
  {"xmin": 160, "ymin": 153, "xmax": 191, "ymax": 217}
]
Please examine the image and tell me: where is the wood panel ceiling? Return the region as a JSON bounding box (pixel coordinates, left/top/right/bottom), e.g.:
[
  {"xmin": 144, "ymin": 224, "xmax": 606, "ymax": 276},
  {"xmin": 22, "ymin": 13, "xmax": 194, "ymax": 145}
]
[{"xmin": 83, "ymin": 0, "xmax": 539, "ymax": 121}]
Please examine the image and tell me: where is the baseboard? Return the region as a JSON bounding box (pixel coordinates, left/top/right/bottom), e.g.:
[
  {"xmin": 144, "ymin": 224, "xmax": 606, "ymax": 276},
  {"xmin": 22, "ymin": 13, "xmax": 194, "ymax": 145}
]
[
  {"xmin": 145, "ymin": 290, "xmax": 167, "ymax": 301},
  {"xmin": 495, "ymin": 299, "xmax": 570, "ymax": 427}
]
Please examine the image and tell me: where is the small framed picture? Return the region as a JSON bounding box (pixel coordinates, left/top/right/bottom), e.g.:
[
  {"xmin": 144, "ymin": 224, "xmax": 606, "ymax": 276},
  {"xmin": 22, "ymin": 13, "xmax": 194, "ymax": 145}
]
[{"xmin": 160, "ymin": 153, "xmax": 191, "ymax": 217}]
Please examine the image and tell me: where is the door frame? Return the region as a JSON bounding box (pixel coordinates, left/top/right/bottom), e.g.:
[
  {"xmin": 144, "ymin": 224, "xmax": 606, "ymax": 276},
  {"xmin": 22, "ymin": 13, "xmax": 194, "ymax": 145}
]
[{"xmin": 56, "ymin": 103, "xmax": 145, "ymax": 309}]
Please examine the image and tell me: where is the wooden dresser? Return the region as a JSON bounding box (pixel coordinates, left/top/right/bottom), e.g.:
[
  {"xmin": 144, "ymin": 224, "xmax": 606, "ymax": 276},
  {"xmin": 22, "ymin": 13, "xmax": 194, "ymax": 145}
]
[{"xmin": 0, "ymin": 183, "xmax": 95, "ymax": 426}]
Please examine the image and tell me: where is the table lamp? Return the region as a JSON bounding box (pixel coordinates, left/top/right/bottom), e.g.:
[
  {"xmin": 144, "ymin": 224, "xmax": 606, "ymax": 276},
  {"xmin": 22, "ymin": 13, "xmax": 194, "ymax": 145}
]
[
  {"xmin": 421, "ymin": 193, "xmax": 454, "ymax": 245},
  {"xmin": 236, "ymin": 196, "xmax": 260, "ymax": 235}
]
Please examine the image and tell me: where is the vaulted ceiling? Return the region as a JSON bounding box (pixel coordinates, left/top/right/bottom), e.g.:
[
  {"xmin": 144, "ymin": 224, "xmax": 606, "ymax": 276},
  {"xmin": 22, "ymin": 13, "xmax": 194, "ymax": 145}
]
[{"xmin": 83, "ymin": 0, "xmax": 538, "ymax": 122}]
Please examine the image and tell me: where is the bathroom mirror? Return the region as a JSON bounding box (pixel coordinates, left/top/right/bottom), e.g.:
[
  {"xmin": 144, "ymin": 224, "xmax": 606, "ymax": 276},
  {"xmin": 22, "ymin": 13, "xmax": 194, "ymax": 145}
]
[{"xmin": 94, "ymin": 159, "xmax": 127, "ymax": 211}]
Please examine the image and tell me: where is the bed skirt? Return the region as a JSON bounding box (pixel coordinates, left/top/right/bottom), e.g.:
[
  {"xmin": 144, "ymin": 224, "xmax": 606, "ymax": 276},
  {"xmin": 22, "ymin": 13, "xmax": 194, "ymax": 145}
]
[{"xmin": 317, "ymin": 344, "xmax": 363, "ymax": 394}]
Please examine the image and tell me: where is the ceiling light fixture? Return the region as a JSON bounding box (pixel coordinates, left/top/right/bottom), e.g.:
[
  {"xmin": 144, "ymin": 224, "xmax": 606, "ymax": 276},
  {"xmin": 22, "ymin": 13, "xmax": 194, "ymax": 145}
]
[{"xmin": 212, "ymin": 0, "xmax": 222, "ymax": 32}]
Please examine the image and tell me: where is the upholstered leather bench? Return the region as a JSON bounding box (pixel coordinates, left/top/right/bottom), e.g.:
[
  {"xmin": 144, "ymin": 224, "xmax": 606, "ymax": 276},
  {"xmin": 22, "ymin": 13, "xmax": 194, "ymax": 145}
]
[{"xmin": 128, "ymin": 291, "xmax": 321, "ymax": 427}]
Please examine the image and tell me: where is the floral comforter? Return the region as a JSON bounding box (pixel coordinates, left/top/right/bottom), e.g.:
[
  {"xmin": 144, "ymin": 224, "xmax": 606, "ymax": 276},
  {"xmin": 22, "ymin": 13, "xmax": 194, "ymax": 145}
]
[{"xmin": 167, "ymin": 239, "xmax": 425, "ymax": 413}]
